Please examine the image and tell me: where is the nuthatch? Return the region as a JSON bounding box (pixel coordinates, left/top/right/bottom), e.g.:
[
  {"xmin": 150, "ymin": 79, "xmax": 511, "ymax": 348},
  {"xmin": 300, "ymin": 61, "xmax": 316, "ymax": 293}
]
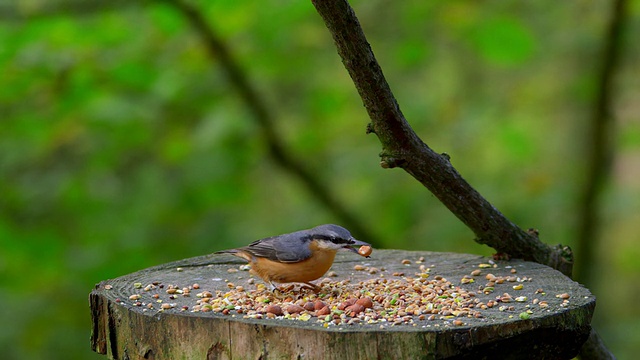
[{"xmin": 215, "ymin": 224, "xmax": 371, "ymax": 291}]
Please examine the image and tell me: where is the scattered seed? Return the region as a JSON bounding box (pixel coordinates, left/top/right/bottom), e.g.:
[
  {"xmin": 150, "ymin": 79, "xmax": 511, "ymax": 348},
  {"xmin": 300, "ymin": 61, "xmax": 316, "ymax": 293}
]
[
  {"xmin": 346, "ymin": 304, "xmax": 365, "ymax": 316},
  {"xmin": 265, "ymin": 305, "xmax": 283, "ymax": 316},
  {"xmin": 316, "ymin": 306, "xmax": 330, "ymax": 316},
  {"xmin": 338, "ymin": 298, "xmax": 356, "ymax": 310},
  {"xmin": 461, "ymin": 277, "xmax": 474, "ymax": 284},
  {"xmin": 314, "ymin": 300, "xmax": 327, "ymax": 311},
  {"xmin": 286, "ymin": 305, "xmax": 304, "ymax": 314},
  {"xmin": 303, "ymin": 302, "xmax": 315, "ymax": 311},
  {"xmin": 356, "ymin": 297, "xmax": 373, "ymax": 309}
]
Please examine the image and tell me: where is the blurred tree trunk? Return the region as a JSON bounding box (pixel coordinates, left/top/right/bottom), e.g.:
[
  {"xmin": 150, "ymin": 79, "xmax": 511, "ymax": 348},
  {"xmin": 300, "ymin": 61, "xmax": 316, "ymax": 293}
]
[
  {"xmin": 574, "ymin": 0, "xmax": 627, "ymax": 287},
  {"xmin": 575, "ymin": 1, "xmax": 627, "ymax": 359}
]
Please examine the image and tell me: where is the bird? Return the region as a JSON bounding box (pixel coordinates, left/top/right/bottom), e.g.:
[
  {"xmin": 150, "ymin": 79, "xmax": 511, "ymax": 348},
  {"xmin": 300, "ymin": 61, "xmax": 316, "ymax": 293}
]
[{"xmin": 215, "ymin": 224, "xmax": 371, "ymax": 291}]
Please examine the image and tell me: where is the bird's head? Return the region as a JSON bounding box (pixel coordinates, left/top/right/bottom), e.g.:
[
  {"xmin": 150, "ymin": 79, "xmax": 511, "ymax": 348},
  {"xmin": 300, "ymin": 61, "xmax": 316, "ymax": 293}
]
[{"xmin": 308, "ymin": 224, "xmax": 370, "ymax": 253}]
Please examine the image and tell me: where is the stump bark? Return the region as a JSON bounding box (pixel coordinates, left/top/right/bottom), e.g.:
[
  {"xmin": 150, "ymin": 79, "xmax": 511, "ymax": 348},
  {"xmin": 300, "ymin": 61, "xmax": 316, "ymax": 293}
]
[{"xmin": 90, "ymin": 250, "xmax": 594, "ymax": 359}]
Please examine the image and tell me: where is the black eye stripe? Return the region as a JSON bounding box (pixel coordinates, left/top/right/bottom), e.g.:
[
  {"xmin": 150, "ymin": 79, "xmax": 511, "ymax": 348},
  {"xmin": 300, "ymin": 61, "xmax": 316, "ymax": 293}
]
[{"xmin": 313, "ymin": 234, "xmax": 353, "ymax": 244}]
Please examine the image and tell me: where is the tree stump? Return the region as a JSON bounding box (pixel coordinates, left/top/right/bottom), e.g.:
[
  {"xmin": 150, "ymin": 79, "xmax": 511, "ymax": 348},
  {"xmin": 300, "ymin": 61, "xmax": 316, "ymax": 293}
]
[{"xmin": 90, "ymin": 250, "xmax": 595, "ymax": 359}]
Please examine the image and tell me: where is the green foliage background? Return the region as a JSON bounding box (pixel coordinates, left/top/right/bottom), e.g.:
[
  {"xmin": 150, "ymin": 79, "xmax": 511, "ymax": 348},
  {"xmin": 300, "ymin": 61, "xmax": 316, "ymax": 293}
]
[{"xmin": 1, "ymin": 0, "xmax": 639, "ymax": 358}]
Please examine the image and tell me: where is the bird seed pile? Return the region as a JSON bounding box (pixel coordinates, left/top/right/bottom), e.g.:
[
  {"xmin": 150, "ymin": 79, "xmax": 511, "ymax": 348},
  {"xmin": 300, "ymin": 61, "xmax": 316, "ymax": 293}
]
[{"xmin": 114, "ymin": 258, "xmax": 572, "ymax": 329}]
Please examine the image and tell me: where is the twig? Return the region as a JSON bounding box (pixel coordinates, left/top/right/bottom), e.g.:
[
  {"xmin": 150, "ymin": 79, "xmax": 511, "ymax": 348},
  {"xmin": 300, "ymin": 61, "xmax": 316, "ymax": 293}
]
[
  {"xmin": 310, "ymin": 0, "xmax": 572, "ymax": 276},
  {"xmin": 164, "ymin": 0, "xmax": 380, "ymax": 245}
]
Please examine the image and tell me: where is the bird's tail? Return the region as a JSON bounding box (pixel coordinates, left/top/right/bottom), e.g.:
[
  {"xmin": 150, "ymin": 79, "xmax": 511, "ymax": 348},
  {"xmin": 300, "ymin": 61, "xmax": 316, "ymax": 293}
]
[
  {"xmin": 214, "ymin": 249, "xmax": 239, "ymax": 255},
  {"xmin": 215, "ymin": 248, "xmax": 252, "ymax": 262}
]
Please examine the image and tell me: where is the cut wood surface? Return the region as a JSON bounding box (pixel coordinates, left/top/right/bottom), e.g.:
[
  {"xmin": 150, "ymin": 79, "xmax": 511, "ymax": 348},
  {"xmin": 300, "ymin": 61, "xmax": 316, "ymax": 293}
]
[{"xmin": 90, "ymin": 250, "xmax": 595, "ymax": 359}]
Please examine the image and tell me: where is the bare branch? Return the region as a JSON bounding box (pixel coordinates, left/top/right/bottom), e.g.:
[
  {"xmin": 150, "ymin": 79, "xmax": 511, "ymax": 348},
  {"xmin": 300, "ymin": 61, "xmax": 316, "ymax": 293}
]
[
  {"xmin": 310, "ymin": 0, "xmax": 572, "ymax": 276},
  {"xmin": 164, "ymin": 0, "xmax": 380, "ymax": 245}
]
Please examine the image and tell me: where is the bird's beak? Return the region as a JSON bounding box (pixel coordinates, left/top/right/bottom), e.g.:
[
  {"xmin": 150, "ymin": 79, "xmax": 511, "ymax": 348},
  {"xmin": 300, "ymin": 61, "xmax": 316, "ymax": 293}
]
[
  {"xmin": 342, "ymin": 238, "xmax": 371, "ymax": 254},
  {"xmin": 350, "ymin": 238, "xmax": 370, "ymax": 247}
]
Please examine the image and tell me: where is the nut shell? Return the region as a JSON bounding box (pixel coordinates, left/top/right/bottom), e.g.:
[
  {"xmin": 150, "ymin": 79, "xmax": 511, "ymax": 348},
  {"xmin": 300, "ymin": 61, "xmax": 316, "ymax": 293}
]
[
  {"xmin": 358, "ymin": 245, "xmax": 373, "ymax": 257},
  {"xmin": 285, "ymin": 305, "xmax": 304, "ymax": 314},
  {"xmin": 316, "ymin": 306, "xmax": 330, "ymax": 316},
  {"xmin": 345, "ymin": 304, "xmax": 365, "ymax": 316},
  {"xmin": 264, "ymin": 305, "xmax": 283, "ymax": 316},
  {"xmin": 356, "ymin": 297, "xmax": 373, "ymax": 309}
]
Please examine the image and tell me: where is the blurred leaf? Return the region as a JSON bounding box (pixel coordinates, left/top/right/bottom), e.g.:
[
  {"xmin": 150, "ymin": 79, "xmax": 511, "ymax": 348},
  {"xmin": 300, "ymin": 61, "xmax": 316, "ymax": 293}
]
[
  {"xmin": 396, "ymin": 38, "xmax": 431, "ymax": 68},
  {"xmin": 498, "ymin": 119, "xmax": 536, "ymax": 161},
  {"xmin": 469, "ymin": 16, "xmax": 536, "ymax": 66}
]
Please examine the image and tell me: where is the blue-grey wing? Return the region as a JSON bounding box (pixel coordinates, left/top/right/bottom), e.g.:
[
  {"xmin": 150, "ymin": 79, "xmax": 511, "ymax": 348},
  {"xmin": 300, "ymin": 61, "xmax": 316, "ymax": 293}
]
[{"xmin": 241, "ymin": 230, "xmax": 312, "ymax": 263}]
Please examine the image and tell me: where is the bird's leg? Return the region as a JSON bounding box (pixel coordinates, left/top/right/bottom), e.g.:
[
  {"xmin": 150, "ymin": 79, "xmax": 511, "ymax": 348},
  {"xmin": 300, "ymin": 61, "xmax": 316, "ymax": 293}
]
[
  {"xmin": 266, "ymin": 281, "xmax": 279, "ymax": 293},
  {"xmin": 302, "ymin": 282, "xmax": 321, "ymax": 293},
  {"xmin": 267, "ymin": 282, "xmax": 294, "ymax": 295}
]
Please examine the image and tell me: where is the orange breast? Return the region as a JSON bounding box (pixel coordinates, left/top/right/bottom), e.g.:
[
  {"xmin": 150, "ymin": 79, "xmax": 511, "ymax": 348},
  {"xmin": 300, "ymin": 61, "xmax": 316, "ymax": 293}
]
[{"xmin": 251, "ymin": 247, "xmax": 337, "ymax": 284}]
